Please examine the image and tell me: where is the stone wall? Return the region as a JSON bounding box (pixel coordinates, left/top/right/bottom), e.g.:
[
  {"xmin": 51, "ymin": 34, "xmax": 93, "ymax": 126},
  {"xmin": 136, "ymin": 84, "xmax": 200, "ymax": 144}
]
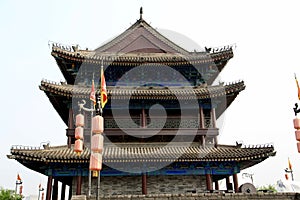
[
  {"xmin": 81, "ymin": 193, "xmax": 300, "ymax": 200},
  {"xmin": 72, "ymin": 175, "xmax": 207, "ymax": 196}
]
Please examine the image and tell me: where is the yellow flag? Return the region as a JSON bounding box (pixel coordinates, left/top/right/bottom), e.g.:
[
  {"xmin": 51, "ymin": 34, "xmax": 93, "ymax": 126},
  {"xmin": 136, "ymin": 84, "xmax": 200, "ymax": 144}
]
[
  {"xmin": 288, "ymin": 158, "xmax": 292, "ymax": 170},
  {"xmin": 295, "ymin": 74, "xmax": 300, "ymax": 100},
  {"xmin": 100, "ymin": 66, "xmax": 107, "ymax": 109}
]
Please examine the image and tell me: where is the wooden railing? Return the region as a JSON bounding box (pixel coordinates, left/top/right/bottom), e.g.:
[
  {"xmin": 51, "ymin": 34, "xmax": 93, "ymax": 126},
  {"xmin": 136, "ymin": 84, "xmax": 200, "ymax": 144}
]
[{"xmin": 66, "ymin": 117, "xmax": 218, "ymax": 137}]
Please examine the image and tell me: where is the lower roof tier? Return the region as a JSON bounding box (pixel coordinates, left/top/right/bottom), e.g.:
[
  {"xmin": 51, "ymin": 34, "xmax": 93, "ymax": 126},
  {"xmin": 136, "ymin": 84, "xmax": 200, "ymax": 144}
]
[{"xmin": 8, "ymin": 142, "xmax": 275, "ymax": 170}]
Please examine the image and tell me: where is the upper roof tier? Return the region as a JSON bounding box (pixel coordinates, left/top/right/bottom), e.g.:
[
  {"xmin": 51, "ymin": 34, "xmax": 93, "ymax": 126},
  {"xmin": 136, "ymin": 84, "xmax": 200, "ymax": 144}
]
[{"xmin": 51, "ymin": 17, "xmax": 234, "ymax": 85}]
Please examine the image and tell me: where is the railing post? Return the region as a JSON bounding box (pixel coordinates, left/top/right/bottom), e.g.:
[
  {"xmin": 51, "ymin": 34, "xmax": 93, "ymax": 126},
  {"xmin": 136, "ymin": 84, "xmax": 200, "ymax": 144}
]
[
  {"xmin": 199, "ymin": 107, "xmax": 205, "ymax": 147},
  {"xmin": 141, "ymin": 108, "xmax": 146, "ymax": 128},
  {"xmin": 211, "ymin": 108, "xmax": 218, "ymax": 147}
]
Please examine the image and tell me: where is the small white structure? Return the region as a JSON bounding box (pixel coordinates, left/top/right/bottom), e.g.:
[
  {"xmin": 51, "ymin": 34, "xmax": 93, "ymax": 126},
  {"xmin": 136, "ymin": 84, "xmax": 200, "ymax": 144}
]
[
  {"xmin": 276, "ymin": 180, "xmax": 300, "ymax": 192},
  {"xmin": 24, "ymin": 195, "xmax": 38, "ymax": 200}
]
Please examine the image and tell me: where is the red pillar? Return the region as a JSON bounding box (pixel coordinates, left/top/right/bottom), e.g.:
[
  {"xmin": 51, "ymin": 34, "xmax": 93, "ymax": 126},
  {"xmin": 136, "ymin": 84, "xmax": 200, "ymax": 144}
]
[
  {"xmin": 61, "ymin": 182, "xmax": 66, "ymax": 200},
  {"xmin": 205, "ymin": 174, "xmax": 212, "ymax": 191},
  {"xmin": 76, "ymin": 176, "xmax": 82, "ymax": 195},
  {"xmin": 142, "ymin": 174, "xmax": 147, "ymax": 194},
  {"xmin": 52, "ymin": 179, "xmax": 58, "ymax": 200},
  {"xmin": 46, "ymin": 176, "xmax": 53, "ymax": 200},
  {"xmin": 233, "ymin": 173, "xmax": 239, "ymax": 193}
]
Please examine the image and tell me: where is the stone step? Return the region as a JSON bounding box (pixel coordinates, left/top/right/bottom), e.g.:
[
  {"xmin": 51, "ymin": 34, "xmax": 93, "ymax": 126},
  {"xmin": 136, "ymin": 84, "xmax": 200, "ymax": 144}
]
[{"xmin": 71, "ymin": 195, "xmax": 87, "ymax": 200}]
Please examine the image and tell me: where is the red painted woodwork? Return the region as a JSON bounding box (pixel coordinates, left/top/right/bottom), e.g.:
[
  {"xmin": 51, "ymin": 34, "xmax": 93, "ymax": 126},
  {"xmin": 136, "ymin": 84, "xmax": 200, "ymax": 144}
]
[
  {"xmin": 233, "ymin": 173, "xmax": 239, "ymax": 193},
  {"xmin": 76, "ymin": 176, "xmax": 82, "ymax": 195},
  {"xmin": 205, "ymin": 174, "xmax": 212, "ymax": 191},
  {"xmin": 142, "ymin": 174, "xmax": 147, "ymax": 194},
  {"xmin": 46, "ymin": 176, "xmax": 53, "ymax": 200}
]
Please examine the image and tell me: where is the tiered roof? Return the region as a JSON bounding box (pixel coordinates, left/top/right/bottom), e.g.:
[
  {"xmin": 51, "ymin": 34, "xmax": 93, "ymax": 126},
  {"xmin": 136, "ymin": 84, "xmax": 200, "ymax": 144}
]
[
  {"xmin": 8, "ymin": 12, "xmax": 275, "ymax": 178},
  {"xmin": 8, "ymin": 143, "xmax": 275, "ymax": 170}
]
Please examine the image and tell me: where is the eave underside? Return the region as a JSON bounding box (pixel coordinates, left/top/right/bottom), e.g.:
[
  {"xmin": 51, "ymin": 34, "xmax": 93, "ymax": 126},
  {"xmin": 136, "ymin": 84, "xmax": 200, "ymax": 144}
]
[
  {"xmin": 39, "ymin": 80, "xmax": 245, "ymax": 125},
  {"xmin": 8, "ymin": 143, "xmax": 275, "ymax": 179},
  {"xmin": 52, "ymin": 47, "xmax": 233, "ymax": 85}
]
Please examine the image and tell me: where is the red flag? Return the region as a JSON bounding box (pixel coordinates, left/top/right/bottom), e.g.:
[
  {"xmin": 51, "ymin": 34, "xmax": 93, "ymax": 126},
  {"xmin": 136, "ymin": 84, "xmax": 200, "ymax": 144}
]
[
  {"xmin": 90, "ymin": 79, "xmax": 96, "ymax": 107},
  {"xmin": 100, "ymin": 67, "xmax": 107, "ymax": 109},
  {"xmin": 17, "ymin": 174, "xmax": 21, "ymax": 181},
  {"xmin": 288, "ymin": 158, "xmax": 292, "ymax": 170},
  {"xmin": 295, "ymin": 74, "xmax": 300, "ymax": 100}
]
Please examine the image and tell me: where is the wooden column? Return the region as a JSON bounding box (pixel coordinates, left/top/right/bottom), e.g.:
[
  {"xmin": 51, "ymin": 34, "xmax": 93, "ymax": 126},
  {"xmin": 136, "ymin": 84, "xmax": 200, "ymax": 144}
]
[
  {"xmin": 214, "ymin": 180, "xmax": 219, "ymax": 190},
  {"xmin": 76, "ymin": 176, "xmax": 82, "ymax": 195},
  {"xmin": 199, "ymin": 107, "xmax": 205, "ymax": 147},
  {"xmin": 142, "ymin": 174, "xmax": 147, "ymax": 194},
  {"xmin": 210, "ymin": 108, "xmax": 216, "ymax": 128},
  {"xmin": 46, "ymin": 176, "xmax": 53, "ymax": 200},
  {"xmin": 226, "ymin": 176, "xmax": 232, "ymax": 191},
  {"xmin": 199, "ymin": 107, "xmax": 205, "ymax": 128},
  {"xmin": 61, "ymin": 182, "xmax": 66, "ymax": 200},
  {"xmin": 205, "ymin": 174, "xmax": 212, "ymax": 191},
  {"xmin": 141, "ymin": 108, "xmax": 146, "ymax": 128},
  {"xmin": 68, "ymin": 185, "xmax": 72, "ymax": 200},
  {"xmin": 233, "ymin": 173, "xmax": 239, "ymax": 193},
  {"xmin": 67, "ymin": 108, "xmax": 74, "ymax": 148},
  {"xmin": 52, "ymin": 179, "xmax": 58, "ymax": 200}
]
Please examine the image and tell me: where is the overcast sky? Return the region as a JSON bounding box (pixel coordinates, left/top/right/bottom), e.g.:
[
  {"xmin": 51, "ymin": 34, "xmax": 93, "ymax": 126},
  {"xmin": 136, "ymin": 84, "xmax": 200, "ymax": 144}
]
[{"xmin": 1, "ymin": 0, "xmax": 300, "ymax": 197}]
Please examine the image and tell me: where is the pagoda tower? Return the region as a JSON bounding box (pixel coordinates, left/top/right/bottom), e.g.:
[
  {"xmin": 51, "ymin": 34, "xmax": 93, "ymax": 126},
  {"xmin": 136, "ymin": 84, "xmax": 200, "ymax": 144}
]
[{"xmin": 8, "ymin": 10, "xmax": 275, "ymax": 200}]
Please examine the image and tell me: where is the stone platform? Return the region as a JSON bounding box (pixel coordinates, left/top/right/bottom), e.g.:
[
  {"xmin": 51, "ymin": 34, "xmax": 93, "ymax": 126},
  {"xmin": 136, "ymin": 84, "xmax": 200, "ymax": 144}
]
[{"xmin": 71, "ymin": 192, "xmax": 300, "ymax": 200}]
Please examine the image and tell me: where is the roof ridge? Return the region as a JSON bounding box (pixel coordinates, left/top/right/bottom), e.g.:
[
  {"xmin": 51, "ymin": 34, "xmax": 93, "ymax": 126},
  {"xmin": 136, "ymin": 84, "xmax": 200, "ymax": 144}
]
[{"xmin": 94, "ymin": 18, "xmax": 190, "ymax": 55}]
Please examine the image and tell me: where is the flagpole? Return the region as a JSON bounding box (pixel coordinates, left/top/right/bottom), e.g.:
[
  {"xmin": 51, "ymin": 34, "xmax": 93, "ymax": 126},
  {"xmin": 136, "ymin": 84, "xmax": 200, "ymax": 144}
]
[
  {"xmin": 285, "ymin": 158, "xmax": 294, "ymax": 181},
  {"xmin": 96, "ymin": 64, "xmax": 103, "ymax": 200},
  {"xmin": 15, "ymin": 174, "xmax": 22, "ymax": 195},
  {"xmin": 88, "ymin": 101, "xmax": 93, "ymax": 197},
  {"xmin": 88, "ymin": 73, "xmax": 95, "ymax": 197}
]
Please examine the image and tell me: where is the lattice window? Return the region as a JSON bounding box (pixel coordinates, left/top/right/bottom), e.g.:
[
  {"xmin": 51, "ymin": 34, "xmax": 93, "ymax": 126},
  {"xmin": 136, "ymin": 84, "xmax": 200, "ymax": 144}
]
[{"xmin": 104, "ymin": 118, "xmax": 140, "ymax": 128}]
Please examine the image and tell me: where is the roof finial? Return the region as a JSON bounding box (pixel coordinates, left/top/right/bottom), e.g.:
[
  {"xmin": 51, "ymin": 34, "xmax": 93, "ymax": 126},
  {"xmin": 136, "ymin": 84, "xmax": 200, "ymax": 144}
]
[{"xmin": 140, "ymin": 7, "xmax": 143, "ymax": 20}]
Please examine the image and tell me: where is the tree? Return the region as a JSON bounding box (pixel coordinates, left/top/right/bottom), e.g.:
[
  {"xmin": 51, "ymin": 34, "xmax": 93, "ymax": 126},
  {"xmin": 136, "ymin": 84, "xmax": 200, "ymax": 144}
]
[{"xmin": 0, "ymin": 187, "xmax": 23, "ymax": 200}]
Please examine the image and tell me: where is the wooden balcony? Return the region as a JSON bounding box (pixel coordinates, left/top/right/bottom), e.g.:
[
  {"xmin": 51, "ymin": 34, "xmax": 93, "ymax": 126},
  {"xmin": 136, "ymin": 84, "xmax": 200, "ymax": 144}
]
[
  {"xmin": 66, "ymin": 127, "xmax": 218, "ymax": 137},
  {"xmin": 66, "ymin": 116, "xmax": 218, "ymax": 140},
  {"xmin": 104, "ymin": 127, "xmax": 218, "ymax": 136}
]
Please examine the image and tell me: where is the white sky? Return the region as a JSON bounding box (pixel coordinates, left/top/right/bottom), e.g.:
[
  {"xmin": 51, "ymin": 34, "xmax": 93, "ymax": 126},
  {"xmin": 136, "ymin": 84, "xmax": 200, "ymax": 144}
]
[{"xmin": 1, "ymin": 0, "xmax": 300, "ymax": 197}]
